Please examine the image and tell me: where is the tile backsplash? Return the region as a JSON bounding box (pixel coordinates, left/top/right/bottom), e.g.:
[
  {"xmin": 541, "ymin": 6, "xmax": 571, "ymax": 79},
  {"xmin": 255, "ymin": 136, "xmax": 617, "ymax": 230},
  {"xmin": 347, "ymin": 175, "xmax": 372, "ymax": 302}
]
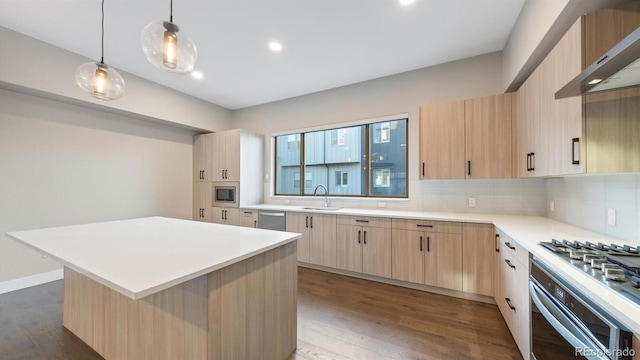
[{"xmin": 546, "ymin": 173, "xmax": 640, "ymax": 243}]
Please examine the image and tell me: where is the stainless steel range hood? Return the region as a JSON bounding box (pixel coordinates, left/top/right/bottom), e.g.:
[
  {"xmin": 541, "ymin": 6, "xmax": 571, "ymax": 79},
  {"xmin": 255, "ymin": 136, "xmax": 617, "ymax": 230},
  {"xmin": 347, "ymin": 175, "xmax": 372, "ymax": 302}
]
[{"xmin": 555, "ymin": 27, "xmax": 640, "ymax": 99}]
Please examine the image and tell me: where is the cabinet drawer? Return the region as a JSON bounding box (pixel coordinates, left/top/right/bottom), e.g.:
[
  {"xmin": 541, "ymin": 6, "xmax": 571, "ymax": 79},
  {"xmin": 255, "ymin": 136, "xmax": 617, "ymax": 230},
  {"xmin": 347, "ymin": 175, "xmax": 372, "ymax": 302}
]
[
  {"xmin": 337, "ymin": 215, "xmax": 391, "ymax": 228},
  {"xmin": 238, "ymin": 210, "xmax": 256, "ymax": 217},
  {"xmin": 392, "ymin": 218, "xmax": 462, "ymax": 234},
  {"xmin": 499, "ymin": 233, "xmax": 528, "ymax": 266}
]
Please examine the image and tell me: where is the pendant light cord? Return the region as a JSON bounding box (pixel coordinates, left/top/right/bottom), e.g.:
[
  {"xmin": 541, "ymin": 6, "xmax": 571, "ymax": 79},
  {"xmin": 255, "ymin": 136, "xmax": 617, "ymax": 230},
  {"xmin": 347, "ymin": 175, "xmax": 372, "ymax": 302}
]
[
  {"xmin": 100, "ymin": 0, "xmax": 105, "ymax": 64},
  {"xmin": 170, "ymin": 0, "xmax": 173, "ymax": 22}
]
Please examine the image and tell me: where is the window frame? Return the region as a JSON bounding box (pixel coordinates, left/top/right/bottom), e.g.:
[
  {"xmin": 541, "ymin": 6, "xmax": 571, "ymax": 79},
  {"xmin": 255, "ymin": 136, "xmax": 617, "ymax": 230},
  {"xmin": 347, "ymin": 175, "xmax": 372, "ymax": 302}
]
[{"xmin": 273, "ymin": 113, "xmax": 408, "ymax": 198}]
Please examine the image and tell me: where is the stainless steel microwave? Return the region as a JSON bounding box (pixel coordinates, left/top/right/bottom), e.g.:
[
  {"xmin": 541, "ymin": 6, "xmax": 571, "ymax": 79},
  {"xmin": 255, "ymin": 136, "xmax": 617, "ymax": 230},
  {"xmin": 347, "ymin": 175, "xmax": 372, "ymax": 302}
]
[{"xmin": 212, "ymin": 182, "xmax": 239, "ymax": 208}]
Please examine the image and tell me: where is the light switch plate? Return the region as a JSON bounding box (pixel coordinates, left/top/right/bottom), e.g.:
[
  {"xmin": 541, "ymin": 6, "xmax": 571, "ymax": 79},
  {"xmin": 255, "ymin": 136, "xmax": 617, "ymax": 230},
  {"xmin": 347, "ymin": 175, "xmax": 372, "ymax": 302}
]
[
  {"xmin": 377, "ymin": 202, "xmax": 387, "ymax": 208},
  {"xmin": 607, "ymin": 208, "xmax": 616, "ymax": 226},
  {"xmin": 468, "ymin": 197, "xmax": 477, "ymax": 207}
]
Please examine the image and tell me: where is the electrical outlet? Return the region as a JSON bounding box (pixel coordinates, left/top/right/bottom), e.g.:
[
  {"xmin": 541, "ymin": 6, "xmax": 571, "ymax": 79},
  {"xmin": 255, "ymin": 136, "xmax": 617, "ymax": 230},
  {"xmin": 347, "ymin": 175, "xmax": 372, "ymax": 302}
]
[
  {"xmin": 607, "ymin": 208, "xmax": 616, "ymax": 226},
  {"xmin": 265, "ymin": 172, "xmax": 269, "ymax": 181},
  {"xmin": 377, "ymin": 202, "xmax": 387, "ymax": 208},
  {"xmin": 468, "ymin": 197, "xmax": 477, "ymax": 207},
  {"xmin": 550, "ymin": 200, "xmax": 555, "ymax": 212}
]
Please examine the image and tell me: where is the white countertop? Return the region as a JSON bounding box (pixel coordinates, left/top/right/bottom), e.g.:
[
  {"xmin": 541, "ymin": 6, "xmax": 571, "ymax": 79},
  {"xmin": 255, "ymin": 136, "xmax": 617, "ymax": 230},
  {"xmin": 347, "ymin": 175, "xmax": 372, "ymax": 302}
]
[
  {"xmin": 7, "ymin": 217, "xmax": 300, "ymax": 300},
  {"xmin": 246, "ymin": 204, "xmax": 640, "ymax": 334}
]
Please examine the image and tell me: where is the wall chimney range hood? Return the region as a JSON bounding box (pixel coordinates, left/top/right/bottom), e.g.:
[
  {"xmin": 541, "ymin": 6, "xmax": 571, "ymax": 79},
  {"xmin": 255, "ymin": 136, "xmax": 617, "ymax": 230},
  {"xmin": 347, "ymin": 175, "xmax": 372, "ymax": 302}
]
[{"xmin": 555, "ymin": 27, "xmax": 640, "ymax": 99}]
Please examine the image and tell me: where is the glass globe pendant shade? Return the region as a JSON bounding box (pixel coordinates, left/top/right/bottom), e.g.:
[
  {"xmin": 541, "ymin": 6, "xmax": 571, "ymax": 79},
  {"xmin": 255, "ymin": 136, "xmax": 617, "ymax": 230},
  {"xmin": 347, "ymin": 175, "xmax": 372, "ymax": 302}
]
[
  {"xmin": 75, "ymin": 62, "xmax": 125, "ymax": 101},
  {"xmin": 141, "ymin": 20, "xmax": 197, "ymax": 73}
]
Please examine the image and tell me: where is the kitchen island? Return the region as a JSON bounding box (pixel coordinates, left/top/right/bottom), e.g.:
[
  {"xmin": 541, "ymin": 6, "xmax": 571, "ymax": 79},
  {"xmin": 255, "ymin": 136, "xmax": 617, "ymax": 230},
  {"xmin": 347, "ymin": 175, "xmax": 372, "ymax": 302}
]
[{"xmin": 7, "ymin": 217, "xmax": 300, "ymax": 360}]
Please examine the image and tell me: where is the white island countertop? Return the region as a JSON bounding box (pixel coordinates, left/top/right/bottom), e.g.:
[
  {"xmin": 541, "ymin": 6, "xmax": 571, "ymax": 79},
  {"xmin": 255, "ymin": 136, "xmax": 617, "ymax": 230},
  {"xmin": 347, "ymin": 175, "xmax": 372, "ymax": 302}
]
[
  {"xmin": 245, "ymin": 204, "xmax": 640, "ymax": 334},
  {"xmin": 7, "ymin": 217, "xmax": 301, "ymax": 300}
]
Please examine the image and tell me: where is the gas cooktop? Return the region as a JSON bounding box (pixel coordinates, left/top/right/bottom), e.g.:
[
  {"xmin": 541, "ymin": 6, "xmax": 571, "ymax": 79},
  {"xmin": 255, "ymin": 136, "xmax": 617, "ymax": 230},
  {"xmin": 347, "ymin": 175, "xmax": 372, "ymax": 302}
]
[{"xmin": 539, "ymin": 239, "xmax": 640, "ymax": 305}]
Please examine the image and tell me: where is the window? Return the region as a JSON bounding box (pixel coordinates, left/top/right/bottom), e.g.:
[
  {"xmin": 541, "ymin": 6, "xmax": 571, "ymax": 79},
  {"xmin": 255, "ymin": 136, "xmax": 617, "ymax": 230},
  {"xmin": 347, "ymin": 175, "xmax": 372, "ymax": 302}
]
[
  {"xmin": 274, "ymin": 117, "xmax": 407, "ymax": 197},
  {"xmin": 335, "ymin": 171, "xmax": 348, "ymax": 186},
  {"xmin": 373, "ymin": 169, "xmax": 390, "ymax": 187},
  {"xmin": 330, "ymin": 128, "xmax": 346, "ymax": 146},
  {"xmin": 372, "ymin": 122, "xmax": 390, "ymax": 144}
]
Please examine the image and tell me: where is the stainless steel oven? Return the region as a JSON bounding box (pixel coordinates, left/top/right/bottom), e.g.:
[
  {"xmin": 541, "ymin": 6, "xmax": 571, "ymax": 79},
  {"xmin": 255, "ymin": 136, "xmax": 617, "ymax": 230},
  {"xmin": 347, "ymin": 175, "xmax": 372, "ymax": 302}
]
[
  {"xmin": 530, "ymin": 259, "xmax": 634, "ymax": 360},
  {"xmin": 212, "ymin": 182, "xmax": 239, "ymax": 208}
]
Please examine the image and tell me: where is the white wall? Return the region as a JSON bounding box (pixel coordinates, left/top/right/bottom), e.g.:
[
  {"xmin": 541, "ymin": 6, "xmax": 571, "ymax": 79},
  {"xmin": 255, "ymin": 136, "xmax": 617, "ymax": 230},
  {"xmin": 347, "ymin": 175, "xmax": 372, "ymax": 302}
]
[
  {"xmin": 0, "ymin": 26, "xmax": 231, "ymax": 132},
  {"xmin": 0, "ymin": 89, "xmax": 195, "ymax": 284},
  {"xmin": 547, "ymin": 174, "xmax": 640, "ymax": 243}
]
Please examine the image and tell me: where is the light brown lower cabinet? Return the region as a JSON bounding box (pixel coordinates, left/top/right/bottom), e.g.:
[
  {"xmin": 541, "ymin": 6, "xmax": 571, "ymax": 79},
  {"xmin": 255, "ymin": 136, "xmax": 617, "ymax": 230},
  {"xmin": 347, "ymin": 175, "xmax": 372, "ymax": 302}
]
[
  {"xmin": 336, "ymin": 216, "xmax": 392, "ymax": 278},
  {"xmin": 391, "ymin": 220, "xmax": 463, "ymax": 292},
  {"xmin": 461, "ymin": 223, "xmax": 495, "ymax": 296},
  {"xmin": 495, "ymin": 228, "xmax": 530, "ymax": 360},
  {"xmin": 213, "ymin": 207, "xmax": 239, "ymax": 225},
  {"xmin": 236, "ymin": 210, "xmax": 258, "ymax": 228},
  {"xmin": 286, "ymin": 212, "xmax": 337, "ymax": 267},
  {"xmin": 193, "ymin": 182, "xmax": 213, "ymax": 222}
]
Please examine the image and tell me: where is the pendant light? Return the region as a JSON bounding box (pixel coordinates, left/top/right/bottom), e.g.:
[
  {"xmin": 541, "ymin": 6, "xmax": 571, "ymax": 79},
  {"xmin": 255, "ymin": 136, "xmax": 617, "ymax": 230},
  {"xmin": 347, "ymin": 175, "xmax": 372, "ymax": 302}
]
[
  {"xmin": 75, "ymin": 0, "xmax": 125, "ymax": 101},
  {"xmin": 140, "ymin": 0, "xmax": 197, "ymax": 73}
]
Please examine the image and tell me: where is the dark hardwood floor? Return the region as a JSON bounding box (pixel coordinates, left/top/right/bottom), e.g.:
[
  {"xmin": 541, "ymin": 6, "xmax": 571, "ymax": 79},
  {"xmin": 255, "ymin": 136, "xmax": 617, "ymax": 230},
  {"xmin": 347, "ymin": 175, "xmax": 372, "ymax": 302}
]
[{"xmin": 0, "ymin": 267, "xmax": 521, "ymax": 360}]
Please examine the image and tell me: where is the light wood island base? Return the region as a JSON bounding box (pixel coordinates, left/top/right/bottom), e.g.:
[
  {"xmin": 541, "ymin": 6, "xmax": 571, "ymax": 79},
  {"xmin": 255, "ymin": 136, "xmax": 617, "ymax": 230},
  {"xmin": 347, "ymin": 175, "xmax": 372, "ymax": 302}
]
[{"xmin": 63, "ymin": 242, "xmax": 297, "ymax": 360}]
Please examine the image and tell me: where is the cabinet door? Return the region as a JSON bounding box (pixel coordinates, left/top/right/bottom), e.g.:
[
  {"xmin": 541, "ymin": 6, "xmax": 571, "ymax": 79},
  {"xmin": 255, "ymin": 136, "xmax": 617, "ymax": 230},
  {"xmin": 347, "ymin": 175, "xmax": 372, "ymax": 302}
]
[
  {"xmin": 193, "ymin": 182, "xmax": 212, "ymax": 222},
  {"xmin": 308, "ymin": 214, "xmax": 337, "ymax": 268},
  {"xmin": 212, "ymin": 208, "xmax": 238, "ymax": 225},
  {"xmin": 462, "ymin": 223, "xmax": 494, "ymax": 296},
  {"xmin": 425, "ymin": 233, "xmax": 462, "ymax": 291},
  {"xmin": 236, "ymin": 210, "xmax": 257, "ymax": 228},
  {"xmin": 286, "ymin": 212, "xmax": 310, "ymax": 263},
  {"xmin": 337, "ymin": 224, "xmax": 362, "ymax": 273},
  {"xmin": 419, "ymin": 101, "xmax": 465, "ymax": 179},
  {"xmin": 194, "ymin": 134, "xmax": 214, "ymax": 181},
  {"xmin": 223, "ymin": 130, "xmax": 241, "ymax": 181},
  {"xmin": 516, "ymin": 68, "xmax": 540, "ymax": 178},
  {"xmin": 211, "ymin": 132, "xmax": 226, "ymax": 181},
  {"xmin": 361, "ymin": 226, "xmax": 392, "ymax": 278},
  {"xmin": 464, "ymin": 94, "xmax": 513, "ymax": 179},
  {"xmin": 391, "ymin": 229, "xmax": 424, "ymax": 283}
]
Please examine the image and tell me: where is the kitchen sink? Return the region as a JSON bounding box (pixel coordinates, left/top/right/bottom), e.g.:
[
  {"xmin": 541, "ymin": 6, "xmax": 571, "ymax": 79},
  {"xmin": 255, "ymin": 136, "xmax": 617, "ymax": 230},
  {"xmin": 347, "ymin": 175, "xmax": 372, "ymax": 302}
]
[{"xmin": 301, "ymin": 207, "xmax": 341, "ymax": 211}]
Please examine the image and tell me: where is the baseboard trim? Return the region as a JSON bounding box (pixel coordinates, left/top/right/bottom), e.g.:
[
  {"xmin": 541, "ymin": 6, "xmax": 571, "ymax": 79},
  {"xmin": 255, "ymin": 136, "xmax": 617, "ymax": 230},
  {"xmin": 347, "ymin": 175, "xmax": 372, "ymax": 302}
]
[{"xmin": 0, "ymin": 269, "xmax": 64, "ymax": 295}]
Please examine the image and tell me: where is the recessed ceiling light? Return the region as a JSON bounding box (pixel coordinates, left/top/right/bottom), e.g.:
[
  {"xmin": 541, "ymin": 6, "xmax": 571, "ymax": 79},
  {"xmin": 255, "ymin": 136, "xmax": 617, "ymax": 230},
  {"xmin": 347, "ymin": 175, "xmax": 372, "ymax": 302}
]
[
  {"xmin": 399, "ymin": 0, "xmax": 415, "ymax": 6},
  {"xmin": 587, "ymin": 78, "xmax": 602, "ymax": 85},
  {"xmin": 269, "ymin": 41, "xmax": 283, "ymax": 53},
  {"xmin": 191, "ymin": 71, "xmax": 204, "ymax": 80}
]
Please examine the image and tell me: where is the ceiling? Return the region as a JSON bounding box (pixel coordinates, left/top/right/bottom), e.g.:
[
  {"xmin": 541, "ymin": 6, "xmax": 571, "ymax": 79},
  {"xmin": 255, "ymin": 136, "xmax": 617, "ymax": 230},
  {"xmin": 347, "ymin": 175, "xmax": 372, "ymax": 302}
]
[{"xmin": 0, "ymin": 0, "xmax": 526, "ymax": 110}]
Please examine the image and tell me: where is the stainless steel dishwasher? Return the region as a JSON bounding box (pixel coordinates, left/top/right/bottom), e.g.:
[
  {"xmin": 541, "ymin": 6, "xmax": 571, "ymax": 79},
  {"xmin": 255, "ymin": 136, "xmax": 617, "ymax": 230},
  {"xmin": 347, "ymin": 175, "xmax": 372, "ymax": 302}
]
[{"xmin": 257, "ymin": 210, "xmax": 286, "ymax": 231}]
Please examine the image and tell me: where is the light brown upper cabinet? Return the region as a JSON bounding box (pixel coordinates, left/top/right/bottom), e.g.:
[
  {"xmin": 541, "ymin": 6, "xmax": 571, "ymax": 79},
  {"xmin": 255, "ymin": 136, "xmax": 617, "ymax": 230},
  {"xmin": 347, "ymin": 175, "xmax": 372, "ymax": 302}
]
[
  {"xmin": 419, "ymin": 93, "xmax": 513, "ymax": 180},
  {"xmin": 515, "ymin": 2, "xmax": 640, "ymax": 176},
  {"xmin": 194, "ymin": 133, "xmax": 214, "ymax": 182},
  {"xmin": 211, "ymin": 130, "xmax": 241, "ymax": 182}
]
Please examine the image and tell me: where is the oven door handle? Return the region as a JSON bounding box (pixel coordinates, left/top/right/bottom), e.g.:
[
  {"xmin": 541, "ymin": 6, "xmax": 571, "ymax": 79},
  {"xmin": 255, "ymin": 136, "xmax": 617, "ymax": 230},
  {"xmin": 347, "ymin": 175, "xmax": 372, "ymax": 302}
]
[{"xmin": 529, "ymin": 281, "xmax": 607, "ymax": 360}]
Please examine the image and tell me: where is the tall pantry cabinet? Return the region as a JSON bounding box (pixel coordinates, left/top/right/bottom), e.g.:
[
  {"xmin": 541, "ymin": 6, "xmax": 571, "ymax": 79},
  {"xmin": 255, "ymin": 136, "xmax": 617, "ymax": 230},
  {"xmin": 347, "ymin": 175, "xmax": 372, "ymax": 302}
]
[{"xmin": 192, "ymin": 129, "xmax": 264, "ymax": 227}]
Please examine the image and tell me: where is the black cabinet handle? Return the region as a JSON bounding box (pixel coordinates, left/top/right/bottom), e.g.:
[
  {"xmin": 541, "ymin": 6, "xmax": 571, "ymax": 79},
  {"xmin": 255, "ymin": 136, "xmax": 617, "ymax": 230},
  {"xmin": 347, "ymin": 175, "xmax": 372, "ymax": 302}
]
[
  {"xmin": 363, "ymin": 231, "xmax": 367, "ymax": 244},
  {"xmin": 419, "ymin": 236, "xmax": 423, "ymax": 251},
  {"xmin": 422, "ymin": 162, "xmax": 425, "ymax": 177},
  {"xmin": 572, "ymin": 138, "xmax": 580, "ymax": 165},
  {"xmin": 531, "ymin": 152, "xmax": 535, "ymax": 171},
  {"xmin": 505, "ymin": 259, "xmax": 516, "ymax": 269},
  {"xmin": 416, "ymin": 224, "xmax": 433, "ymax": 228},
  {"xmin": 355, "ymin": 219, "xmax": 369, "ymax": 223},
  {"xmin": 244, "ymin": 211, "xmax": 252, "ymax": 215},
  {"xmin": 506, "ymin": 298, "xmax": 516, "ymax": 311},
  {"xmin": 254, "ymin": 220, "xmax": 257, "ymax": 228},
  {"xmin": 427, "ymin": 236, "xmax": 430, "ymax": 252},
  {"xmin": 495, "ymin": 234, "xmax": 500, "ymax": 252},
  {"xmin": 505, "ymin": 242, "xmax": 516, "ymax": 251},
  {"xmin": 467, "ymin": 160, "xmax": 471, "ymax": 175},
  {"xmin": 225, "ymin": 169, "xmax": 228, "ymax": 179},
  {"xmin": 358, "ymin": 230, "xmax": 361, "ymax": 244},
  {"xmin": 526, "ymin": 153, "xmax": 531, "ymax": 172},
  {"xmin": 221, "ymin": 170, "xmax": 224, "ymax": 179},
  {"xmin": 305, "ymin": 216, "xmax": 309, "ymax": 228},
  {"xmin": 310, "ymin": 216, "xmax": 313, "ymax": 228}
]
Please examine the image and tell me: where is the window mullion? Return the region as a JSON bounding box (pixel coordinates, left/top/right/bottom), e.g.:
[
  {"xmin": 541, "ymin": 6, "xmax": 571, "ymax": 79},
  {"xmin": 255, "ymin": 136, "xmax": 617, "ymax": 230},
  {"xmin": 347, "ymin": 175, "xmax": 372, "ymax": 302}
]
[{"xmin": 300, "ymin": 132, "xmax": 305, "ymax": 196}]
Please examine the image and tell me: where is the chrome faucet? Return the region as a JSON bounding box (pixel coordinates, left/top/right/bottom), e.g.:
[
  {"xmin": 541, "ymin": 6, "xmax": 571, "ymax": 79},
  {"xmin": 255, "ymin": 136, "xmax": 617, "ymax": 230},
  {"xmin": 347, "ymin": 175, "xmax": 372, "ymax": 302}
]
[{"xmin": 313, "ymin": 184, "xmax": 330, "ymax": 207}]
